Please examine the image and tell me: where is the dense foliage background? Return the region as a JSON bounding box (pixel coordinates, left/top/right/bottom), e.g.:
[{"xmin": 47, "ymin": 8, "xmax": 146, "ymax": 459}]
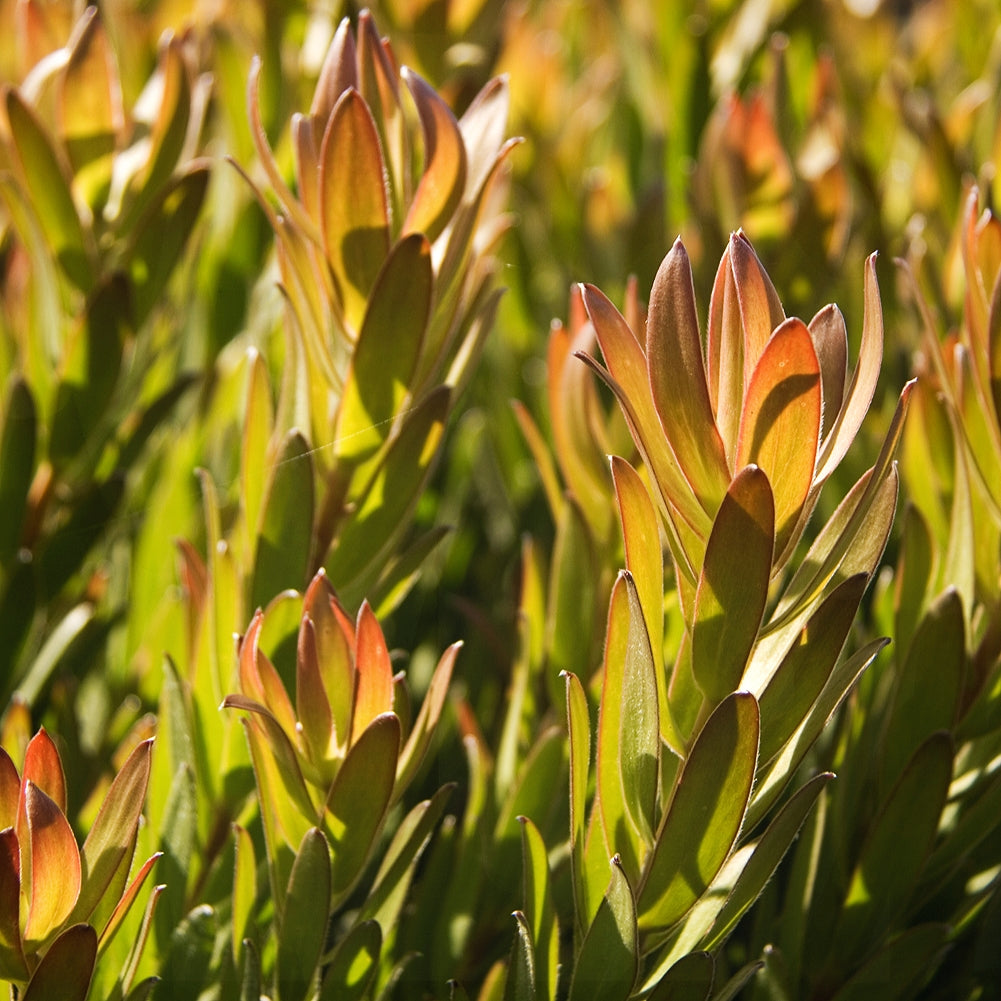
[{"xmin": 2, "ymin": 0, "xmax": 1001, "ymax": 999}]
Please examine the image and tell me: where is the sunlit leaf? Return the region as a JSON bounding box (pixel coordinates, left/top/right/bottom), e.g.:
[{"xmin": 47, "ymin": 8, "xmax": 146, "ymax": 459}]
[
  {"xmin": 319, "ymin": 88, "xmax": 391, "ymax": 330},
  {"xmin": 351, "ymin": 601, "xmax": 395, "ymax": 744},
  {"xmin": 21, "ymin": 728, "xmax": 66, "ymax": 813},
  {"xmin": 564, "ymin": 670, "xmax": 591, "ymax": 939},
  {"xmin": 231, "ymin": 824, "xmax": 256, "ymax": 969},
  {"xmin": 319, "ymin": 918, "xmax": 380, "ymax": 1001},
  {"xmin": 692, "ymin": 466, "xmax": 774, "ymax": 706},
  {"xmin": 637, "ymin": 693, "xmax": 759, "ymax": 932},
  {"xmin": 504, "ymin": 910, "xmax": 536, "ymax": 1001},
  {"xmin": 647, "ymin": 239, "xmax": 731, "ymax": 514}
]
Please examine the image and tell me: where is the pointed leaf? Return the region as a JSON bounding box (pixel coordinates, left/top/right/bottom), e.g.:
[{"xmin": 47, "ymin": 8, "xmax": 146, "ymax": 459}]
[
  {"xmin": 809, "ymin": 304, "xmax": 848, "ymax": 440},
  {"xmin": 565, "ymin": 670, "xmax": 591, "ymax": 938},
  {"xmin": 95, "ymin": 851, "xmax": 160, "ymax": 948},
  {"xmin": 735, "ymin": 319, "xmax": 821, "ymax": 557},
  {"xmin": 401, "ymin": 68, "xmax": 467, "ymax": 243},
  {"xmin": 351, "ymin": 601, "xmax": 395, "ymax": 743},
  {"xmin": 278, "ymin": 828, "xmax": 331, "ymax": 1001},
  {"xmin": 319, "ymin": 88, "xmax": 391, "ymax": 330},
  {"xmin": 504, "ymin": 911, "xmax": 536, "ymax": 1001},
  {"xmin": 320, "ymin": 919, "xmax": 381, "ymax": 1000},
  {"xmin": 702, "ymin": 772, "xmax": 834, "ymax": 951},
  {"xmin": 23, "ymin": 781, "xmax": 81, "ymax": 946},
  {"xmin": 569, "ymin": 855, "xmax": 638, "ymax": 1001},
  {"xmin": 232, "ymin": 824, "xmax": 256, "ymax": 968},
  {"xmin": 326, "ymin": 713, "xmax": 400, "ymax": 903},
  {"xmin": 647, "ymin": 239, "xmax": 731, "ymax": 513},
  {"xmin": 21, "ymin": 729, "xmax": 66, "ymax": 813},
  {"xmin": 73, "ymin": 738, "xmax": 152, "ymax": 925},
  {"xmin": 336, "ymin": 233, "xmax": 432, "ymax": 462},
  {"xmin": 637, "ymin": 693, "xmax": 759, "ymax": 932},
  {"xmin": 21, "ymin": 923, "xmax": 96, "ymax": 1001},
  {"xmin": 692, "ymin": 466, "xmax": 774, "ymax": 706},
  {"xmin": 519, "ymin": 817, "xmax": 558, "ymax": 1001}
]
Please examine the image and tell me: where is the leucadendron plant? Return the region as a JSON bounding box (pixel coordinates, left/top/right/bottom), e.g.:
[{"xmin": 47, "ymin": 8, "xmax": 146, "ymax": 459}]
[
  {"xmin": 221, "ymin": 569, "xmax": 458, "ymax": 997},
  {"xmin": 227, "ymin": 8, "xmax": 518, "ymax": 611},
  {"xmin": 0, "ymin": 723, "xmax": 158, "ymax": 1001},
  {"xmin": 501, "ymin": 232, "xmax": 912, "ymax": 999}
]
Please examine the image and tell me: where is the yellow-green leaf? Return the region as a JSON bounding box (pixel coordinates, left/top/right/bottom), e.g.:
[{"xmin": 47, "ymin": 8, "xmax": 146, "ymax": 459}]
[
  {"xmin": 278, "ymin": 827, "xmax": 331, "ymax": 1001},
  {"xmin": 519, "ymin": 816, "xmax": 559, "ymax": 1001},
  {"xmin": 319, "ymin": 918, "xmax": 381, "ymax": 1001}
]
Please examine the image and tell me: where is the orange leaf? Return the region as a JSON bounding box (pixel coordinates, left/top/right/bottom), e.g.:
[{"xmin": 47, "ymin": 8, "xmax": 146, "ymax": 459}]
[
  {"xmin": 0, "ymin": 749, "xmax": 19, "ymax": 828},
  {"xmin": 22, "ymin": 782, "xmax": 81, "ymax": 947},
  {"xmin": 0, "ymin": 828, "xmax": 26, "ymax": 979},
  {"xmin": 351, "ymin": 602, "xmax": 394, "ymax": 744},
  {"xmin": 21, "ymin": 730, "xmax": 66, "ymax": 814},
  {"xmin": 736, "ymin": 318, "xmax": 821, "ymax": 558}
]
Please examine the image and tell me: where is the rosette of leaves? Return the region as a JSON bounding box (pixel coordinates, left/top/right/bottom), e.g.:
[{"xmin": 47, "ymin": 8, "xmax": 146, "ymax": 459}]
[
  {"xmin": 220, "ymin": 569, "xmax": 458, "ymax": 998},
  {"xmin": 0, "ymin": 727, "xmax": 159, "ymax": 1001},
  {"xmin": 500, "ymin": 233, "xmax": 912, "ymax": 999},
  {"xmin": 233, "ymin": 9, "xmax": 518, "ymax": 609},
  {"xmin": 0, "ymin": 5, "xmax": 209, "ymax": 702}
]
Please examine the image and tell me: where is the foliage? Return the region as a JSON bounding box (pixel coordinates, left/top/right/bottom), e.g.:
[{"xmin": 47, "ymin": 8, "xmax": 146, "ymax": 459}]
[{"xmin": 1, "ymin": 1, "xmax": 1001, "ymax": 1000}]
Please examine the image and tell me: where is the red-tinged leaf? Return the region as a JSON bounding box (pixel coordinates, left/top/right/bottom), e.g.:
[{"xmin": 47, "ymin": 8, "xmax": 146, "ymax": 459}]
[
  {"xmin": 325, "ymin": 713, "xmax": 400, "ymax": 904},
  {"xmin": 756, "ymin": 575, "xmax": 868, "ymax": 764},
  {"xmin": 311, "ymin": 17, "xmax": 358, "ymax": 123},
  {"xmin": 612, "ymin": 457, "xmax": 672, "ymax": 745},
  {"xmin": 618, "ymin": 573, "xmax": 660, "ymax": 848},
  {"xmin": 0, "ymin": 748, "xmax": 21, "ymax": 828},
  {"xmin": 94, "ymin": 851, "xmax": 160, "ymax": 948},
  {"xmin": 569, "ymin": 855, "xmax": 638, "ymax": 1001},
  {"xmin": 692, "ymin": 467, "xmax": 774, "ymax": 707},
  {"xmin": 0, "ymin": 828, "xmax": 27, "ymax": 980},
  {"xmin": 647, "ymin": 240, "xmax": 731, "ymax": 514},
  {"xmin": 637, "ymin": 693, "xmax": 759, "ymax": 932},
  {"xmin": 512, "ymin": 399, "xmax": 563, "ymax": 522},
  {"xmin": 595, "ymin": 576, "xmax": 644, "ymax": 882},
  {"xmin": 729, "ymin": 232, "xmax": 786, "ymax": 376},
  {"xmin": 292, "ymin": 113, "xmax": 321, "ymax": 221},
  {"xmin": 278, "ymin": 828, "xmax": 331, "ymax": 1001},
  {"xmin": 735, "ymin": 318, "xmax": 821, "ymax": 557},
  {"xmin": 319, "ymin": 88, "xmax": 391, "ymax": 330},
  {"xmin": 296, "ymin": 617, "xmax": 335, "ymax": 772},
  {"xmin": 707, "ymin": 243, "xmax": 744, "ymax": 468},
  {"xmin": 815, "ymin": 253, "xmax": 883, "ymax": 482},
  {"xmin": 335, "ymin": 233, "xmax": 432, "ymax": 463},
  {"xmin": 989, "ymin": 270, "xmax": 1001, "ymax": 425},
  {"xmin": 303, "ymin": 572, "xmax": 354, "ymax": 754},
  {"xmin": 3, "ymin": 85, "xmax": 93, "ymax": 291},
  {"xmin": 73, "ymin": 739, "xmax": 152, "ymax": 925},
  {"xmin": 809, "ymin": 304, "xmax": 848, "ymax": 440},
  {"xmin": 21, "ymin": 923, "xmax": 96, "ymax": 1001},
  {"xmin": 23, "ymin": 781, "xmax": 81, "ymax": 946},
  {"xmin": 401, "ymin": 68, "xmax": 467, "ymax": 243},
  {"xmin": 352, "ymin": 602, "xmax": 395, "ymax": 744},
  {"xmin": 396, "ymin": 641, "xmax": 460, "ymax": 796},
  {"xmin": 459, "ymin": 75, "xmax": 511, "ymax": 198},
  {"xmin": 241, "ymin": 612, "xmax": 299, "ymax": 740},
  {"xmin": 579, "ymin": 285, "xmax": 708, "ymax": 572},
  {"xmin": 565, "ymin": 671, "xmax": 592, "ymax": 938}
]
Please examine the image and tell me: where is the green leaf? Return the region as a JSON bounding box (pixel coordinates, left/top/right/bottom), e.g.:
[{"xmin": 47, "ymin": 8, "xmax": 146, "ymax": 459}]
[
  {"xmin": 519, "ymin": 817, "xmax": 559, "ymax": 1001},
  {"xmin": 251, "ymin": 429, "xmax": 314, "ymax": 610},
  {"xmin": 320, "ymin": 919, "xmax": 381, "ymax": 1001},
  {"xmin": 880, "ymin": 588, "xmax": 964, "ymax": 788},
  {"xmin": 757, "ymin": 574, "xmax": 868, "ymax": 765},
  {"xmin": 401, "ymin": 68, "xmax": 467, "ymax": 243},
  {"xmin": 564, "ymin": 670, "xmax": 591, "ymax": 939},
  {"xmin": 72, "ymin": 738, "xmax": 153, "ymax": 927},
  {"xmin": 647, "ymin": 951, "xmax": 713, "ymax": 1001},
  {"xmin": 504, "ymin": 911, "xmax": 537, "ymax": 1001},
  {"xmin": 892, "ymin": 505, "xmax": 934, "ymax": 663},
  {"xmin": 326, "ymin": 712, "xmax": 400, "ymax": 904},
  {"xmin": 4, "ymin": 85, "xmax": 93, "ymax": 291},
  {"xmin": 239, "ymin": 938, "xmax": 263, "ymax": 1001},
  {"xmin": 21, "ymin": 923, "xmax": 97, "ymax": 1001},
  {"xmin": 618, "ymin": 572, "xmax": 660, "ymax": 848},
  {"xmin": 0, "ymin": 378, "xmax": 36, "ymax": 563},
  {"xmin": 125, "ymin": 166, "xmax": 210, "ymax": 328},
  {"xmin": 335, "ymin": 233, "xmax": 432, "ymax": 463},
  {"xmin": 231, "ymin": 824, "xmax": 257, "ymax": 970},
  {"xmin": 612, "ymin": 457, "xmax": 672, "ymax": 748},
  {"xmin": 278, "ymin": 828, "xmax": 331, "ymax": 1001},
  {"xmin": 692, "ymin": 466, "xmax": 774, "ymax": 707},
  {"xmin": 646, "ymin": 239, "xmax": 731, "ymax": 516},
  {"xmin": 569, "ymin": 855, "xmax": 638, "ymax": 1001},
  {"xmin": 735, "ymin": 319, "xmax": 821, "ymax": 560},
  {"xmin": 637, "ymin": 693, "xmax": 759, "ymax": 932},
  {"xmin": 319, "ymin": 88, "xmax": 391, "ymax": 330},
  {"xmin": 327, "ymin": 386, "xmax": 449, "ymax": 591},
  {"xmin": 360, "ymin": 783, "xmax": 453, "ymax": 932},
  {"xmin": 545, "ymin": 495, "xmax": 598, "ymax": 708},
  {"xmin": 153, "ymin": 763, "xmax": 196, "ymax": 953},
  {"xmin": 702, "ymin": 772, "xmax": 834, "ymax": 951},
  {"xmin": 831, "ymin": 732, "xmax": 953, "ymax": 970}
]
